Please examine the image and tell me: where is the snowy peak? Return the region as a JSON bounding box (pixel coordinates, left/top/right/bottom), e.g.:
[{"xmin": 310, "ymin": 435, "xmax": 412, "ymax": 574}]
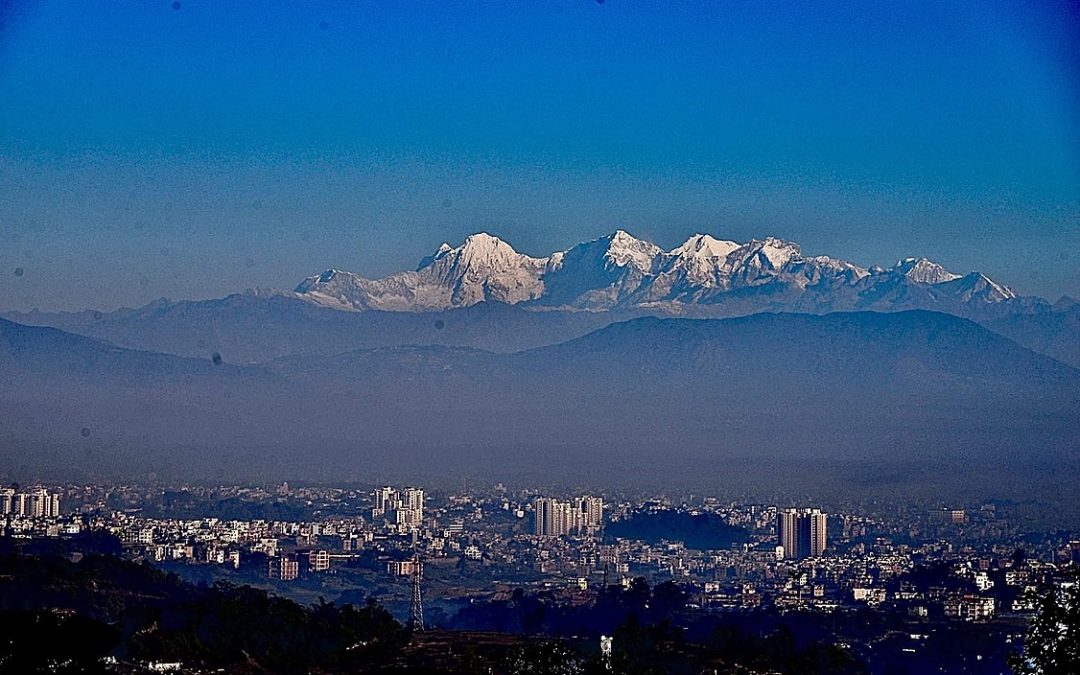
[
  {"xmin": 941, "ymin": 272, "xmax": 1017, "ymax": 303},
  {"xmin": 788, "ymin": 255, "xmax": 869, "ymax": 284},
  {"xmin": 535, "ymin": 230, "xmax": 664, "ymax": 308},
  {"xmin": 295, "ymin": 269, "xmax": 374, "ymax": 311},
  {"xmin": 423, "ymin": 232, "xmax": 542, "ymax": 274},
  {"xmin": 298, "ymin": 232, "xmax": 552, "ymax": 311},
  {"xmin": 715, "ymin": 237, "xmax": 803, "ymax": 286},
  {"xmin": 892, "ymin": 257, "xmax": 961, "ymax": 284},
  {"xmin": 417, "ymin": 243, "xmax": 454, "ymax": 269},
  {"xmin": 670, "ymin": 234, "xmax": 740, "ymax": 259},
  {"xmin": 296, "ymin": 268, "xmax": 345, "ymax": 291},
  {"xmin": 456, "ymin": 232, "xmax": 522, "ymax": 261},
  {"xmin": 598, "ymin": 229, "xmax": 663, "ymax": 271},
  {"xmin": 650, "ymin": 235, "xmax": 742, "ymax": 295}
]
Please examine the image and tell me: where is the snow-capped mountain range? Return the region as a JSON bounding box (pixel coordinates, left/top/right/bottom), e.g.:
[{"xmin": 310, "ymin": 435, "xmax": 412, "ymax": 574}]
[
  {"xmin": 7, "ymin": 229, "xmax": 1074, "ymax": 368},
  {"xmin": 294, "ymin": 230, "xmax": 1019, "ymax": 315}
]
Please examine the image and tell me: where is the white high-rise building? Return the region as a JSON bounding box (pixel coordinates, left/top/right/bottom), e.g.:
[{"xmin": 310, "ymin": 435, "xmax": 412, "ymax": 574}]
[
  {"xmin": 372, "ymin": 486, "xmax": 424, "ymax": 531},
  {"xmin": 534, "ymin": 497, "xmax": 556, "ymax": 536},
  {"xmin": 1, "ymin": 488, "xmax": 61, "ymax": 518},
  {"xmin": 372, "ymin": 487, "xmax": 398, "ymax": 518},
  {"xmin": 578, "ymin": 496, "xmax": 604, "ymax": 530},
  {"xmin": 402, "ymin": 487, "xmax": 424, "ymax": 513},
  {"xmin": 0, "ymin": 489, "xmax": 14, "ymax": 515},
  {"xmin": 534, "ymin": 496, "xmax": 604, "ymax": 536}
]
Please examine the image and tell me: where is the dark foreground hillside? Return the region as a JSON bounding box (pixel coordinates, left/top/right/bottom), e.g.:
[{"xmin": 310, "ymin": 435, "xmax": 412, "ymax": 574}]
[
  {"xmin": 0, "ymin": 534, "xmax": 1043, "ymax": 675},
  {"xmin": 0, "ymin": 539, "xmax": 869, "ymax": 675}
]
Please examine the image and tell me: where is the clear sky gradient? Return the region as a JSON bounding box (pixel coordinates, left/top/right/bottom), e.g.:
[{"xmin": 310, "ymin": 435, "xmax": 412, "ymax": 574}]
[{"xmin": 1, "ymin": 0, "xmax": 1078, "ymax": 311}]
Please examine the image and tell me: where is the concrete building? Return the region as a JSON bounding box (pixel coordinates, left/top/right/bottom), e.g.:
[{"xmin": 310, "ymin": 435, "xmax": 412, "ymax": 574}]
[
  {"xmin": 534, "ymin": 496, "xmax": 604, "ymax": 536},
  {"xmin": 1, "ymin": 488, "xmax": 61, "ymax": 518},
  {"xmin": 308, "ymin": 549, "xmax": 330, "ymax": 572},
  {"xmin": 372, "ymin": 486, "xmax": 424, "ymax": 531},
  {"xmin": 387, "ymin": 559, "xmax": 419, "ymax": 577},
  {"xmin": 269, "ymin": 555, "xmax": 299, "ymax": 581},
  {"xmin": 777, "ymin": 508, "xmax": 827, "ymax": 559},
  {"xmin": 944, "ymin": 594, "xmax": 996, "ymax": 621}
]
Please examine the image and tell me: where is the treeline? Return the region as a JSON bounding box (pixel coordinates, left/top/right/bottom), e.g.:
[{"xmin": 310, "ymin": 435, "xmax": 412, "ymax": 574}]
[
  {"xmin": 0, "ymin": 549, "xmax": 405, "ymax": 673},
  {"xmin": 451, "ymin": 578, "xmax": 866, "ymax": 675},
  {"xmin": 0, "ymin": 543, "xmax": 867, "ymax": 674},
  {"xmin": 0, "ymin": 532, "xmax": 877, "ymax": 675}
]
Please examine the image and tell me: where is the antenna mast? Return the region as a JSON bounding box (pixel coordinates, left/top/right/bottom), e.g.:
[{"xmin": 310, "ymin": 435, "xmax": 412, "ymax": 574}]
[{"xmin": 409, "ymin": 548, "xmax": 424, "ymax": 631}]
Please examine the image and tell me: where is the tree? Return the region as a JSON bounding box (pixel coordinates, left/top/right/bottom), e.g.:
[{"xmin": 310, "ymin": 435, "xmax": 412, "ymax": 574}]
[
  {"xmin": 507, "ymin": 641, "xmax": 584, "ymax": 675},
  {"xmin": 622, "ymin": 577, "xmax": 651, "ymax": 614},
  {"xmin": 649, "ymin": 581, "xmax": 687, "ymax": 618},
  {"xmin": 1010, "ymin": 577, "xmax": 1080, "ymax": 674}
]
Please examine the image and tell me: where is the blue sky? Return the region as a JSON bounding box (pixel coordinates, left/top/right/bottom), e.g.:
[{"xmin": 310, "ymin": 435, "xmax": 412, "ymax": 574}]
[{"xmin": 1, "ymin": 0, "xmax": 1078, "ymax": 311}]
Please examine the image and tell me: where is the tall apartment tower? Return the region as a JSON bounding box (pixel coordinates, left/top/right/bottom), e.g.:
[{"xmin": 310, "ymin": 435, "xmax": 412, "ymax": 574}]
[
  {"xmin": 372, "ymin": 487, "xmax": 398, "ymax": 518},
  {"xmin": 777, "ymin": 508, "xmax": 827, "ymax": 559},
  {"xmin": 402, "ymin": 487, "xmax": 424, "ymax": 523},
  {"xmin": 578, "ymin": 497, "xmax": 604, "ymax": 531},
  {"xmin": 395, "ymin": 487, "xmax": 424, "ymax": 530},
  {"xmin": 535, "ymin": 497, "xmax": 558, "ymax": 536},
  {"xmin": 269, "ymin": 555, "xmax": 299, "ymax": 581},
  {"xmin": 0, "ymin": 489, "xmax": 14, "ymax": 515}
]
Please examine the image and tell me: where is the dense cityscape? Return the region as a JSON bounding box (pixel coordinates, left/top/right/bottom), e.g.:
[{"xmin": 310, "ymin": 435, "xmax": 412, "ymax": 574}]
[{"xmin": 3, "ymin": 479, "xmax": 1077, "ymax": 673}]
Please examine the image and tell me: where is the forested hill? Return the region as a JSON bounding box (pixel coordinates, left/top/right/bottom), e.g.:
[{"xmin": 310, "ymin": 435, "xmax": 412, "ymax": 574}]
[{"xmin": 606, "ymin": 510, "xmax": 752, "ymax": 550}]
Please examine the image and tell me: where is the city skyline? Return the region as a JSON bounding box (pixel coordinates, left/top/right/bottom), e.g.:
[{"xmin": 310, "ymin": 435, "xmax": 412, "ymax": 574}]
[{"xmin": 3, "ymin": 474, "xmax": 1078, "ymax": 671}]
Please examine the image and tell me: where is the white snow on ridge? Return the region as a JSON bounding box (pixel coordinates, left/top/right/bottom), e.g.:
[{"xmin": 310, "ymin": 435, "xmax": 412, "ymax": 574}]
[
  {"xmin": 670, "ymin": 234, "xmax": 740, "ymax": 259},
  {"xmin": 758, "ymin": 237, "xmax": 801, "ymax": 269},
  {"xmin": 294, "ymin": 231, "xmax": 1017, "ymax": 313},
  {"xmin": 602, "ymin": 230, "xmax": 664, "ymax": 271},
  {"xmin": 895, "ymin": 257, "xmax": 962, "ymax": 285}
]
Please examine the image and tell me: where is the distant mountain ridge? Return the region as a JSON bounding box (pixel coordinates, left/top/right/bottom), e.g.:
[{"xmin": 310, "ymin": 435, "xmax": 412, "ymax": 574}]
[
  {"xmin": 3, "ymin": 231, "xmax": 1077, "ymax": 367},
  {"xmin": 294, "ymin": 230, "xmax": 1024, "ymax": 316}
]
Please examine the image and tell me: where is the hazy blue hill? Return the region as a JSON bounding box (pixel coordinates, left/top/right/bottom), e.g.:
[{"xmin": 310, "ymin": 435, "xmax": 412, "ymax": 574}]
[
  {"xmin": 0, "ymin": 318, "xmax": 288, "ymax": 479},
  {"xmin": 1, "ymin": 294, "xmax": 624, "ymax": 363},
  {"xmin": 984, "ymin": 303, "xmax": 1080, "ymax": 368},
  {"xmin": 5, "ymin": 289, "xmax": 1077, "ymax": 369},
  {"xmin": 0, "ymin": 317, "xmax": 271, "ymax": 384},
  {"xmin": 268, "ymin": 311, "xmax": 1077, "ymax": 478},
  {"xmin": 520, "ymin": 310, "xmax": 1076, "ymax": 387}
]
